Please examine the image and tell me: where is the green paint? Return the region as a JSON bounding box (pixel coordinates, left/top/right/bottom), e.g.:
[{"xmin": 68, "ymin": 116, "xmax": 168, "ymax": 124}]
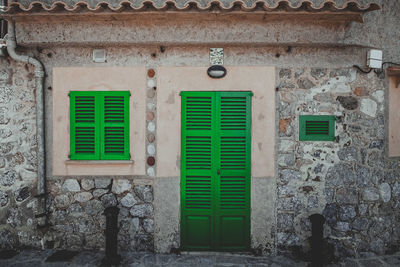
[
  {"xmin": 299, "ymin": 115, "xmax": 336, "ymax": 141},
  {"xmin": 70, "ymin": 91, "xmax": 130, "ymax": 160},
  {"xmin": 181, "ymin": 91, "xmax": 251, "ymax": 251}
]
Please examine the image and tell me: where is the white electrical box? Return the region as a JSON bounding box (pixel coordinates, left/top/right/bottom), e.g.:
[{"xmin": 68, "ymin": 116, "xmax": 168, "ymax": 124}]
[
  {"xmin": 367, "ymin": 49, "xmax": 383, "ymax": 69},
  {"xmin": 93, "ymin": 49, "xmax": 106, "ymax": 63}
]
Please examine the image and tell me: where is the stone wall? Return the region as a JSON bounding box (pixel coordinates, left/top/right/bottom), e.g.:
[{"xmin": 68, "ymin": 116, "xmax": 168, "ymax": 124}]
[
  {"xmin": 276, "ymin": 67, "xmax": 400, "ymax": 258},
  {"xmin": 46, "ymin": 178, "xmax": 154, "ymax": 252},
  {"xmin": 0, "ymin": 58, "xmax": 40, "ymax": 249}
]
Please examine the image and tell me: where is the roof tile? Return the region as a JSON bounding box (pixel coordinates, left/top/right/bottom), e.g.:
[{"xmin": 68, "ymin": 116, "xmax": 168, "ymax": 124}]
[{"xmin": 3, "ymin": 0, "xmax": 381, "ymax": 13}]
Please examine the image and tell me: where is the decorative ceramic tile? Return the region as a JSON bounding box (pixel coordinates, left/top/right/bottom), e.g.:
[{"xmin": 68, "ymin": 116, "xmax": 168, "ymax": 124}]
[{"xmin": 210, "ymin": 48, "xmax": 224, "ymax": 65}]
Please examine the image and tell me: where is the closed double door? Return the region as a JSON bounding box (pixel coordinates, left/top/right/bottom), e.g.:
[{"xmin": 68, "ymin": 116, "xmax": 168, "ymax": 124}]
[{"xmin": 180, "ymin": 91, "xmax": 252, "ymax": 251}]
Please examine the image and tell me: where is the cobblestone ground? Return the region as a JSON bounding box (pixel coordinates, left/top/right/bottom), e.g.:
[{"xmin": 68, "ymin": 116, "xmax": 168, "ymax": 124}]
[{"xmin": 0, "ymin": 250, "xmax": 399, "ymax": 266}]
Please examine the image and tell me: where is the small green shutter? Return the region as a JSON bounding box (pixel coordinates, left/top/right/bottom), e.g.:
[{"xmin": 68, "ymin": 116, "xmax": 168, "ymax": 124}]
[
  {"xmin": 70, "ymin": 91, "xmax": 130, "ymax": 160},
  {"xmin": 181, "ymin": 91, "xmax": 251, "ymax": 251},
  {"xmin": 70, "ymin": 92, "xmax": 100, "ymax": 160},
  {"xmin": 101, "ymin": 92, "xmax": 130, "ymax": 160},
  {"xmin": 299, "ymin": 115, "xmax": 336, "ymax": 141}
]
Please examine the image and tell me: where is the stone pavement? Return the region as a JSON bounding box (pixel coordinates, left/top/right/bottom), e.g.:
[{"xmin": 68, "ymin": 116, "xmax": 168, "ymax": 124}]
[{"xmin": 0, "ymin": 249, "xmax": 399, "ymax": 266}]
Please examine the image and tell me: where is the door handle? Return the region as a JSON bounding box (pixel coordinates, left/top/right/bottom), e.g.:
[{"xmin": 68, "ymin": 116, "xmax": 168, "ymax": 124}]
[{"xmin": 217, "ymin": 170, "xmax": 220, "ymax": 175}]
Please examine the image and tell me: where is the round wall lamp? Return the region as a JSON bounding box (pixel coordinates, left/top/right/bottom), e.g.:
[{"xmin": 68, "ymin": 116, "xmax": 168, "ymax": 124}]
[{"xmin": 207, "ymin": 65, "xmax": 227, "ymax": 79}]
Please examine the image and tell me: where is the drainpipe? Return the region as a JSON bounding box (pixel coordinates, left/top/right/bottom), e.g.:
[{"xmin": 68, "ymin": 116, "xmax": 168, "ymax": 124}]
[
  {"xmin": 5, "ymin": 20, "xmax": 47, "ymax": 228},
  {"xmin": 0, "ymin": 1, "xmax": 7, "ymax": 56}
]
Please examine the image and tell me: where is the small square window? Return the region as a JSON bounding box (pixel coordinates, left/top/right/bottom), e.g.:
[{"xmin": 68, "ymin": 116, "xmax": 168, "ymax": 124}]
[
  {"xmin": 69, "ymin": 91, "xmax": 130, "ymax": 160},
  {"xmin": 299, "ymin": 115, "xmax": 336, "ymax": 141}
]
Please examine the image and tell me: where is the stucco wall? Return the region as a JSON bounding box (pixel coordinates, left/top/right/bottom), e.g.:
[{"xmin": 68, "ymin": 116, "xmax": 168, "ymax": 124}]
[
  {"xmin": 155, "ymin": 66, "xmax": 276, "ymax": 252},
  {"xmin": 52, "ymin": 67, "xmax": 146, "ymax": 176},
  {"xmin": 388, "ymin": 76, "xmax": 400, "ymax": 157},
  {"xmin": 156, "ymin": 66, "xmax": 275, "ymax": 178}
]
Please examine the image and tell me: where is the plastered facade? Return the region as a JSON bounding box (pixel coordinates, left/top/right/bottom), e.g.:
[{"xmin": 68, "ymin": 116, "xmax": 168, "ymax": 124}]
[
  {"xmin": 155, "ymin": 66, "xmax": 276, "ymax": 252},
  {"xmin": 388, "ymin": 76, "xmax": 400, "ymax": 157},
  {"xmin": 52, "ymin": 67, "xmax": 146, "ymax": 176},
  {"xmin": 156, "ymin": 66, "xmax": 275, "ymax": 178}
]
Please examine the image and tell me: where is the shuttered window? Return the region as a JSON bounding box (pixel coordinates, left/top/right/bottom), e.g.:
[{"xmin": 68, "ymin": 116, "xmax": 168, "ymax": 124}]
[
  {"xmin": 299, "ymin": 115, "xmax": 336, "ymax": 141},
  {"xmin": 69, "ymin": 91, "xmax": 130, "ymax": 160}
]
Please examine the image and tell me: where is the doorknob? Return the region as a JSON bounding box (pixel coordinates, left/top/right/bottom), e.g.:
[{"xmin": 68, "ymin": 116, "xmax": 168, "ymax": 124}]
[{"xmin": 217, "ymin": 170, "xmax": 220, "ymax": 175}]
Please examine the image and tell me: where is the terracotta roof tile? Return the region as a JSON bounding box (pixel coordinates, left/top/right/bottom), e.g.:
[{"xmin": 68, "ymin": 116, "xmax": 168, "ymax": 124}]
[{"xmin": 2, "ymin": 0, "xmax": 381, "ymax": 14}]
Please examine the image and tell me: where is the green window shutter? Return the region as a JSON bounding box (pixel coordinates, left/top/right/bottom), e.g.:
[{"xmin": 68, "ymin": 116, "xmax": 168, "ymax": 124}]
[
  {"xmin": 70, "ymin": 91, "xmax": 130, "ymax": 160},
  {"xmin": 299, "ymin": 115, "xmax": 336, "ymax": 141},
  {"xmin": 100, "ymin": 91, "xmax": 130, "ymax": 160},
  {"xmin": 181, "ymin": 91, "xmax": 216, "ymax": 250},
  {"xmin": 70, "ymin": 92, "xmax": 100, "ymax": 160}
]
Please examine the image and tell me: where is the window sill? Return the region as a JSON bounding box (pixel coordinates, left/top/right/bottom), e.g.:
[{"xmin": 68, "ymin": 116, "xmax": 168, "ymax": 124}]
[{"xmin": 65, "ymin": 160, "xmax": 134, "ymax": 165}]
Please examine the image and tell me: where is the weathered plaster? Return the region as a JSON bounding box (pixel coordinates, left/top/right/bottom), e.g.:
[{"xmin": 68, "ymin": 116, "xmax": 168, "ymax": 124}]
[
  {"xmin": 156, "ymin": 66, "xmax": 275, "ymax": 178},
  {"xmin": 13, "ymin": 15, "xmax": 350, "ymax": 47},
  {"xmin": 52, "ymin": 67, "xmax": 146, "ymax": 176},
  {"xmin": 251, "ymin": 177, "xmax": 276, "ymax": 254},
  {"xmin": 0, "ymin": 59, "xmax": 41, "ymax": 248},
  {"xmin": 153, "ymin": 177, "xmax": 180, "ymax": 253},
  {"xmin": 388, "ymin": 76, "xmax": 400, "ymax": 157}
]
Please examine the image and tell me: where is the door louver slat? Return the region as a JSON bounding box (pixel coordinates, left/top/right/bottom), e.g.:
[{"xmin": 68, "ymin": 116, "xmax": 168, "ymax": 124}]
[
  {"xmin": 185, "ymin": 176, "xmax": 212, "ymax": 209},
  {"xmin": 186, "ymin": 137, "xmax": 212, "ymax": 169},
  {"xmin": 186, "ymin": 97, "xmax": 212, "ymax": 130},
  {"xmin": 220, "ymin": 137, "xmax": 246, "ymax": 170},
  {"xmin": 220, "ymin": 176, "xmax": 246, "ymax": 209},
  {"xmin": 220, "ymin": 97, "xmax": 247, "ymax": 130}
]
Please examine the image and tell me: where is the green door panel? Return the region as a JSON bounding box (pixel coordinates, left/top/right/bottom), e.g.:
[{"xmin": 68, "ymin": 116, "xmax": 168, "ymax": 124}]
[
  {"xmin": 181, "ymin": 92, "xmax": 216, "ymax": 250},
  {"xmin": 185, "ymin": 216, "xmax": 212, "ymax": 249},
  {"xmin": 181, "ymin": 91, "xmax": 251, "ymax": 251},
  {"xmin": 220, "ymin": 216, "xmax": 246, "ymax": 248}
]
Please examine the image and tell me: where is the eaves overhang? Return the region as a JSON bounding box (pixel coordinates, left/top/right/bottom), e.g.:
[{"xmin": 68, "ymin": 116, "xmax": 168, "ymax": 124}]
[{"xmin": 1, "ymin": 0, "xmax": 381, "ymax": 23}]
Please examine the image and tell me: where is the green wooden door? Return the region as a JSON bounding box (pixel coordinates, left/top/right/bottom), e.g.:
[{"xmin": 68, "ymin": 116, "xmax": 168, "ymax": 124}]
[{"xmin": 181, "ymin": 91, "xmax": 252, "ymax": 251}]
